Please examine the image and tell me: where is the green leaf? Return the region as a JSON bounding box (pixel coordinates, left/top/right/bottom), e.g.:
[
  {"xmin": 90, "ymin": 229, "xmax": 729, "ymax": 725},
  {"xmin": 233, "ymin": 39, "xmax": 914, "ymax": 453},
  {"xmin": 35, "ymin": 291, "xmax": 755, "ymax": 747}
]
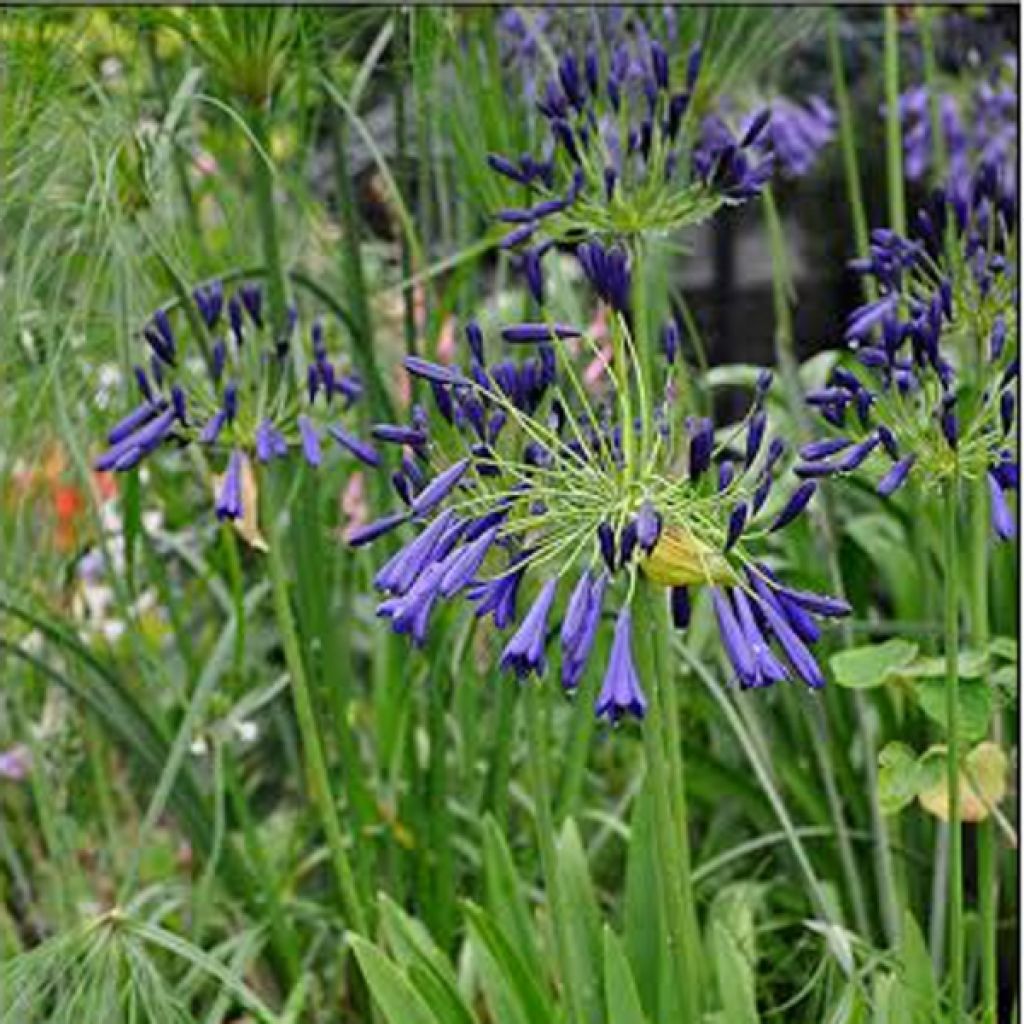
[
  {"xmin": 378, "ymin": 896, "xmax": 463, "ymax": 1001},
  {"xmin": 893, "ymin": 650, "xmax": 989, "ymax": 680},
  {"xmin": 830, "ymin": 639, "xmax": 919, "ymax": 689},
  {"xmin": 888, "ymin": 911, "xmax": 938, "ymax": 1024},
  {"xmin": 602, "ymin": 928, "xmax": 648, "ymax": 1024},
  {"xmin": 710, "ymin": 920, "xmax": 758, "ymax": 1024},
  {"xmin": 989, "ymin": 636, "xmax": 1018, "ymax": 662},
  {"xmin": 481, "ymin": 817, "xmax": 544, "ymax": 985},
  {"xmin": 555, "ymin": 820, "xmax": 604, "ymax": 1024},
  {"xmin": 349, "ymin": 936, "xmax": 440, "ymax": 1024},
  {"xmin": 914, "ymin": 677, "xmax": 992, "ymax": 742},
  {"xmin": 464, "ymin": 902, "xmax": 554, "ymax": 1024},
  {"xmin": 877, "ymin": 743, "xmax": 920, "ymax": 815}
]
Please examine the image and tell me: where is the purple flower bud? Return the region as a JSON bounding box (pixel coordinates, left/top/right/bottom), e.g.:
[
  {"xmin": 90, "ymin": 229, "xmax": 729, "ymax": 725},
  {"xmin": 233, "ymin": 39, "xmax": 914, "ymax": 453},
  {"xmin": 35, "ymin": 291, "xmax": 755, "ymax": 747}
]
[
  {"xmin": 745, "ymin": 411, "xmax": 767, "ymax": 467},
  {"xmin": 686, "ymin": 45, "xmax": 702, "ymax": 90},
  {"xmin": 372, "ymin": 424, "xmax": 427, "ymax": 447},
  {"xmin": 799, "ymin": 438, "xmax": 851, "ymax": 461},
  {"xmin": 500, "ymin": 223, "xmax": 537, "ymax": 249},
  {"xmin": 598, "ymin": 522, "xmax": 616, "ymax": 572},
  {"xmin": 877, "ymin": 424, "xmax": 900, "ymax": 460},
  {"xmin": 487, "ymin": 153, "xmax": 527, "ymax": 184},
  {"xmin": 348, "ymin": 511, "xmax": 409, "ymax": 548},
  {"xmin": 689, "ymin": 417, "xmax": 714, "ymax": 480},
  {"xmin": 328, "ymin": 425, "xmax": 380, "ymax": 467},
  {"xmin": 1001, "ymin": 390, "xmax": 1015, "ymax": 434},
  {"xmin": 255, "ymin": 419, "xmax": 288, "ymax": 463},
  {"xmin": 501, "ymin": 323, "xmax": 582, "ymax": 344},
  {"xmin": 650, "ymin": 41, "xmax": 669, "ymax": 89},
  {"xmin": 989, "ymin": 473, "xmax": 1016, "ymax": 541},
  {"xmin": 133, "ymin": 366, "xmax": 153, "ymax": 403},
  {"xmin": 662, "ymin": 321, "xmax": 680, "ymax": 365},
  {"xmin": 636, "ymin": 501, "xmax": 662, "ymax": 553},
  {"xmin": 562, "ymin": 573, "xmax": 606, "ymax": 691},
  {"xmin": 404, "ymin": 356, "xmax": 462, "ymax": 386},
  {"xmin": 713, "ymin": 588, "xmax": 756, "ymax": 684},
  {"xmin": 439, "ymin": 526, "xmax": 500, "ymax": 597},
  {"xmin": 239, "ymin": 283, "xmax": 263, "ymax": 328},
  {"xmin": 171, "ymin": 386, "xmax": 187, "ymax": 425},
  {"xmin": 216, "ymin": 450, "xmax": 244, "ymax": 521},
  {"xmin": 725, "ymin": 501, "xmax": 748, "ymax": 550},
  {"xmin": 604, "ymin": 166, "xmax": 617, "ymax": 200},
  {"xmin": 740, "ymin": 108, "xmax": 772, "ymax": 148},
  {"xmin": 595, "ymin": 607, "xmax": 647, "ymax": 722},
  {"xmin": 199, "ymin": 410, "xmax": 226, "ymax": 445},
  {"xmin": 671, "ymin": 587, "xmax": 691, "ymax": 630},
  {"xmin": 297, "ymin": 415, "xmax": 321, "ymax": 467},
  {"xmin": 770, "ymin": 481, "xmax": 816, "ymax": 532},
  {"xmin": 107, "ymin": 402, "xmax": 164, "ymax": 446},
  {"xmin": 411, "ymin": 458, "xmax": 470, "ymax": 516},
  {"xmin": 990, "ymin": 316, "xmax": 1007, "ymax": 361},
  {"xmin": 877, "ymin": 455, "xmax": 915, "ymax": 496}
]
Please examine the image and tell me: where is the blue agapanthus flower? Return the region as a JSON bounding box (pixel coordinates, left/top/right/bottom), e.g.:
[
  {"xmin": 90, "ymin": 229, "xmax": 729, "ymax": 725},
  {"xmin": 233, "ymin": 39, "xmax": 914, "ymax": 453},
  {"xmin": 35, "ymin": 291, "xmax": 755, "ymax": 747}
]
[
  {"xmin": 352, "ymin": 297, "xmax": 850, "ymax": 720},
  {"xmin": 94, "ymin": 281, "xmax": 376, "ymax": 522},
  {"xmin": 800, "ymin": 162, "xmax": 1018, "ymax": 539},
  {"xmin": 485, "ymin": 36, "xmax": 773, "ymax": 304},
  {"xmin": 897, "ymin": 55, "xmax": 1017, "ymax": 199}
]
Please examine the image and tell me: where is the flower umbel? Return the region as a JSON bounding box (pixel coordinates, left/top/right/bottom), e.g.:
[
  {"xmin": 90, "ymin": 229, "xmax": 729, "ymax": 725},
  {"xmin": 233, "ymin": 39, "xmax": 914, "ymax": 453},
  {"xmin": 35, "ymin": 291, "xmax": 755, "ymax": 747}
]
[
  {"xmin": 355, "ymin": 302, "xmax": 850, "ymax": 720},
  {"xmin": 94, "ymin": 281, "xmax": 375, "ymax": 522}
]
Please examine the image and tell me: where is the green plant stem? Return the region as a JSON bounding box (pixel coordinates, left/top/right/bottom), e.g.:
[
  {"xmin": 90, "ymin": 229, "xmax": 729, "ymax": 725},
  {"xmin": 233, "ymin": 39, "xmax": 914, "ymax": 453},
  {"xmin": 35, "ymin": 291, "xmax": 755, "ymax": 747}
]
[
  {"xmin": 942, "ymin": 479, "xmax": 964, "ymax": 1023},
  {"xmin": 826, "ymin": 9, "xmax": 876, "ymax": 304},
  {"xmin": 969, "ymin": 475, "xmax": 998, "ymax": 1024},
  {"xmin": 636, "ymin": 579, "xmax": 702, "ymax": 1024},
  {"xmin": 883, "ymin": 6, "xmax": 907, "ymax": 237},
  {"xmin": 522, "ymin": 683, "xmax": 588, "ymax": 1024},
  {"xmin": 248, "ymin": 103, "xmax": 289, "ymax": 341},
  {"xmin": 260, "ymin": 472, "xmax": 368, "ymax": 936},
  {"xmin": 918, "ymin": 8, "xmax": 948, "ymax": 187}
]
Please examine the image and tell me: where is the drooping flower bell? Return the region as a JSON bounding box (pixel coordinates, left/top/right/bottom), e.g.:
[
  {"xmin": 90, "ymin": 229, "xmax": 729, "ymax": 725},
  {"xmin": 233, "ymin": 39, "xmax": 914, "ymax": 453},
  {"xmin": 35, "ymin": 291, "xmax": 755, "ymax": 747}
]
[
  {"xmin": 94, "ymin": 281, "xmax": 375, "ymax": 522},
  {"xmin": 802, "ymin": 171, "xmax": 1018, "ymax": 539},
  {"xmin": 354, "ymin": 302, "xmax": 850, "ymax": 720}
]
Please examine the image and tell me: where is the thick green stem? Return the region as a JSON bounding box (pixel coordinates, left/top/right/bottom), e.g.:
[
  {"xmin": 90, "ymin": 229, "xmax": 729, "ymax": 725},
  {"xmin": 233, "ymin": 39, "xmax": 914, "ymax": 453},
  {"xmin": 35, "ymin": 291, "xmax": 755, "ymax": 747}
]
[
  {"xmin": 969, "ymin": 476, "xmax": 998, "ymax": 1024},
  {"xmin": 260, "ymin": 472, "xmax": 368, "ymax": 935},
  {"xmin": 523, "ymin": 683, "xmax": 588, "ymax": 1024},
  {"xmin": 943, "ymin": 480, "xmax": 964, "ymax": 1022},
  {"xmin": 636, "ymin": 579, "xmax": 702, "ymax": 1023}
]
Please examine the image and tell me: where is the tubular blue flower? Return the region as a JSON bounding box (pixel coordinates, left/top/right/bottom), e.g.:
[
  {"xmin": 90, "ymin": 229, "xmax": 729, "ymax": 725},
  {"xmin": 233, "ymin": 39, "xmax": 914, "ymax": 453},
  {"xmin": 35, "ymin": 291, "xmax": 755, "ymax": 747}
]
[
  {"xmin": 439, "ymin": 526, "xmax": 500, "ymax": 597},
  {"xmin": 500, "ymin": 579, "xmax": 558, "ymax": 678},
  {"xmin": 298, "ymin": 415, "xmax": 322, "ymax": 467},
  {"xmin": 412, "ymin": 458, "xmax": 471, "ymax": 516},
  {"xmin": 594, "ymin": 607, "xmax": 647, "ymax": 722},
  {"xmin": 769, "ymin": 481, "xmax": 816, "ymax": 531},
  {"xmin": 563, "ymin": 572, "xmax": 606, "ymax": 690},
  {"xmin": 328, "ymin": 425, "xmax": 380, "ymax": 467},
  {"xmin": 989, "ymin": 472, "xmax": 1016, "ymax": 540},
  {"xmin": 877, "ymin": 455, "xmax": 916, "ymax": 496},
  {"xmin": 255, "ymin": 419, "xmax": 288, "ymax": 463},
  {"xmin": 216, "ymin": 450, "xmax": 244, "ymax": 521}
]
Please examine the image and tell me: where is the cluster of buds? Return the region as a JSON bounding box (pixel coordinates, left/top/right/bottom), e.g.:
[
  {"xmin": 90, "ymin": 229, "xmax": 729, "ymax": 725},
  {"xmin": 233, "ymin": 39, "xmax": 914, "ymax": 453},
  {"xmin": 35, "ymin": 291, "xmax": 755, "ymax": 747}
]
[
  {"xmin": 351, "ymin": 304, "xmax": 850, "ymax": 720},
  {"xmin": 94, "ymin": 281, "xmax": 375, "ymax": 522},
  {"xmin": 801, "ymin": 164, "xmax": 1018, "ymax": 540}
]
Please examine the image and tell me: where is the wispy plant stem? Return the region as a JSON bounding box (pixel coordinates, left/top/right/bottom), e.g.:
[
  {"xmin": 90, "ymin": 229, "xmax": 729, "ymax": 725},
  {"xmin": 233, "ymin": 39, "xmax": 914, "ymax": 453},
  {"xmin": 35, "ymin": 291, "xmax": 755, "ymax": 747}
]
[
  {"xmin": 942, "ymin": 477, "xmax": 964, "ymax": 1022},
  {"xmin": 260, "ymin": 473, "xmax": 368, "ymax": 936},
  {"xmin": 883, "ymin": 6, "xmax": 907, "ymax": 237}
]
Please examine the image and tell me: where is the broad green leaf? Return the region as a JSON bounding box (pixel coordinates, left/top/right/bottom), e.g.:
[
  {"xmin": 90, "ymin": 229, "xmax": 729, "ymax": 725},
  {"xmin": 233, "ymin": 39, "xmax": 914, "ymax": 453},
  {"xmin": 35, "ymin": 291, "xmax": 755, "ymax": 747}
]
[
  {"xmin": 889, "ymin": 910, "xmax": 938, "ymax": 1024},
  {"xmin": 893, "ymin": 650, "xmax": 988, "ymax": 680},
  {"xmin": 602, "ymin": 928, "xmax": 648, "ymax": 1024},
  {"xmin": 710, "ymin": 920, "xmax": 758, "ymax": 1024},
  {"xmin": 989, "ymin": 636, "xmax": 1018, "ymax": 662},
  {"xmin": 464, "ymin": 902, "xmax": 554, "ymax": 1024},
  {"xmin": 917, "ymin": 743, "xmax": 1008, "ymax": 822},
  {"xmin": 481, "ymin": 817, "xmax": 544, "ymax": 984},
  {"xmin": 406, "ymin": 963, "xmax": 477, "ymax": 1024},
  {"xmin": 555, "ymin": 820, "xmax": 604, "ymax": 1024},
  {"xmin": 914, "ymin": 677, "xmax": 992, "ymax": 742},
  {"xmin": 844, "ymin": 516, "xmax": 919, "ymax": 618},
  {"xmin": 349, "ymin": 936, "xmax": 440, "ymax": 1024},
  {"xmin": 379, "ymin": 896, "xmax": 462, "ymax": 993},
  {"xmin": 877, "ymin": 743, "xmax": 920, "ymax": 815},
  {"xmin": 830, "ymin": 639, "xmax": 919, "ymax": 689}
]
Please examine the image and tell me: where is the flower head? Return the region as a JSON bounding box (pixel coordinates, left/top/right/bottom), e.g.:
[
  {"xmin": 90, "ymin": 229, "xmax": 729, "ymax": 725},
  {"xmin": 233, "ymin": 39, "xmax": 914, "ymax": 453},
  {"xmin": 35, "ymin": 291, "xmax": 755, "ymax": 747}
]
[
  {"xmin": 356, "ymin": 305, "xmax": 849, "ymax": 718},
  {"xmin": 94, "ymin": 281, "xmax": 374, "ymax": 521},
  {"xmin": 802, "ymin": 171, "xmax": 1017, "ymax": 536}
]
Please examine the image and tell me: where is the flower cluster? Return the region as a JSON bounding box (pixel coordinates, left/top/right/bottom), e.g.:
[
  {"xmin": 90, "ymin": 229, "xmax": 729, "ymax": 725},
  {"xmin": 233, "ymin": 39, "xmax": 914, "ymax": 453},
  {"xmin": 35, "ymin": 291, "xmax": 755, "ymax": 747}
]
[
  {"xmin": 352, "ymin": 304, "xmax": 851, "ymax": 721},
  {"xmin": 486, "ymin": 38, "xmax": 773, "ymax": 291},
  {"xmin": 93, "ymin": 281, "xmax": 376, "ymax": 522},
  {"xmin": 898, "ymin": 55, "xmax": 1017, "ymax": 196},
  {"xmin": 800, "ymin": 165, "xmax": 1018, "ymax": 539}
]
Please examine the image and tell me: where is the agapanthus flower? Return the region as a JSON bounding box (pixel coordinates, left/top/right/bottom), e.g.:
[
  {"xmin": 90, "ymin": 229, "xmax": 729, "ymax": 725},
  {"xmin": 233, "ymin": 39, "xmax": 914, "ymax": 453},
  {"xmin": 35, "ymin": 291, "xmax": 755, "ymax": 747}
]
[
  {"xmin": 94, "ymin": 282, "xmax": 374, "ymax": 521},
  {"xmin": 354, "ymin": 305, "xmax": 850, "ymax": 720},
  {"xmin": 750, "ymin": 96, "xmax": 835, "ymax": 180},
  {"xmin": 802, "ymin": 166, "xmax": 1018, "ymax": 539},
  {"xmin": 897, "ymin": 56, "xmax": 1017, "ymax": 199},
  {"xmin": 486, "ymin": 36, "xmax": 773, "ymax": 302}
]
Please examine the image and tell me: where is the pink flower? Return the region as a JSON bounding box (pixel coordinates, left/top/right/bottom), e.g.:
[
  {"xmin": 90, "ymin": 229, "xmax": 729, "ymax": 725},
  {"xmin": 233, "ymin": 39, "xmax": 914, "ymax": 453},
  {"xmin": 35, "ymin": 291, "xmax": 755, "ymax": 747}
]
[
  {"xmin": 436, "ymin": 315, "xmax": 457, "ymax": 362},
  {"xmin": 0, "ymin": 745, "xmax": 30, "ymax": 782},
  {"xmin": 341, "ymin": 472, "xmax": 369, "ymax": 542}
]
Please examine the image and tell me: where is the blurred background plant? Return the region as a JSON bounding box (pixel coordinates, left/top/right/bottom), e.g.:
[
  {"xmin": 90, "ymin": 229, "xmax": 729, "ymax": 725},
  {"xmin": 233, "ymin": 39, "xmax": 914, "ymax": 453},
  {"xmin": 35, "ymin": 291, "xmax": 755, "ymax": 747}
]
[{"xmin": 0, "ymin": 5, "xmax": 1017, "ymax": 1023}]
